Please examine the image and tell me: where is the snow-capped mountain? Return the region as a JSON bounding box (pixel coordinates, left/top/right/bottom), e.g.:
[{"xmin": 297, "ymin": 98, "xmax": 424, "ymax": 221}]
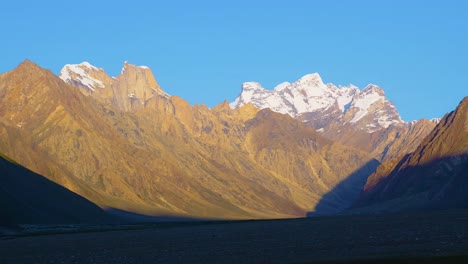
[
  {"xmin": 60, "ymin": 63, "xmax": 437, "ymax": 162},
  {"xmin": 230, "ymin": 73, "xmax": 403, "ymax": 133},
  {"xmin": 2, "ymin": 60, "xmax": 381, "ymax": 219},
  {"xmin": 59, "ymin": 61, "xmax": 167, "ymax": 111}
]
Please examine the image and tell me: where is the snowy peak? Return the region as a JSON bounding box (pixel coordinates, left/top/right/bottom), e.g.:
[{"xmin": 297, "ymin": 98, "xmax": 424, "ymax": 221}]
[
  {"xmin": 288, "ymin": 73, "xmax": 328, "ymax": 99},
  {"xmin": 231, "ymin": 73, "xmax": 404, "ymax": 133},
  {"xmin": 347, "ymin": 84, "xmax": 401, "ymax": 132},
  {"xmin": 298, "ymin": 73, "xmax": 324, "ymax": 87},
  {"xmin": 362, "ymin": 84, "xmax": 385, "ymax": 96},
  {"xmin": 334, "ymin": 84, "xmax": 359, "ymax": 112},
  {"xmin": 79, "ymin": 62, "xmax": 98, "ymax": 70},
  {"xmin": 242, "ymin": 82, "xmax": 266, "ymax": 92},
  {"xmin": 349, "ymin": 85, "xmax": 387, "ymax": 123},
  {"xmin": 341, "ymin": 83, "xmax": 403, "ymax": 132},
  {"xmin": 60, "ymin": 61, "xmax": 167, "ymax": 111},
  {"xmin": 60, "ymin": 62, "xmax": 106, "ymax": 91},
  {"xmin": 230, "ymin": 82, "xmax": 290, "ymax": 114},
  {"xmin": 273, "ymin": 82, "xmax": 290, "ymax": 92},
  {"xmin": 430, "ymin": 117, "xmax": 441, "ymax": 125}
]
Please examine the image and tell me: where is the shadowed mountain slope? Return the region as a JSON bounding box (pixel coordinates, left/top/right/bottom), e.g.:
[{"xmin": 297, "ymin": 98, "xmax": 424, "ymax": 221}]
[
  {"xmin": 353, "ymin": 97, "xmax": 468, "ymax": 212},
  {"xmin": 0, "ymin": 152, "xmax": 111, "ymax": 225}
]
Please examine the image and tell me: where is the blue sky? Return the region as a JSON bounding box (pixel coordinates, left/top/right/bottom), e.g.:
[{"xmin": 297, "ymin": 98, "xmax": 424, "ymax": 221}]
[{"xmin": 2, "ymin": 0, "xmax": 467, "ymax": 121}]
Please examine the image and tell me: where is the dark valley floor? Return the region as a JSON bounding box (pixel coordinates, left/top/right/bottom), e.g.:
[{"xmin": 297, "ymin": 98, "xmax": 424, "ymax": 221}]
[{"xmin": 2, "ymin": 209, "xmax": 468, "ymax": 264}]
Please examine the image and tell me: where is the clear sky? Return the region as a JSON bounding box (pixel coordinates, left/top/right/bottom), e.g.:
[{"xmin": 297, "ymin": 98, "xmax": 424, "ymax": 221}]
[{"xmin": 1, "ymin": 0, "xmax": 467, "ymax": 121}]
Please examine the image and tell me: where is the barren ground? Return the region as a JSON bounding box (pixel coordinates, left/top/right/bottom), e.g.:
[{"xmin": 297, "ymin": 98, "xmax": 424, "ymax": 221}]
[{"xmin": 1, "ymin": 210, "xmax": 468, "ymax": 263}]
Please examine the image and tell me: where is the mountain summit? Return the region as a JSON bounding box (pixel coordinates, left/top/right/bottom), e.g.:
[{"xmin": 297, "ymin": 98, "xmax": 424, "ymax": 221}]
[
  {"xmin": 60, "ymin": 61, "xmax": 166, "ymax": 111},
  {"xmin": 230, "ymin": 73, "xmax": 402, "ymax": 133},
  {"xmin": 230, "ymin": 74, "xmax": 438, "ymax": 162}
]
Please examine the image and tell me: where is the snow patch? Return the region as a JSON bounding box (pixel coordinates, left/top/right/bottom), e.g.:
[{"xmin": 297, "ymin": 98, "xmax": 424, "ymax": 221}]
[
  {"xmin": 430, "ymin": 118, "xmax": 441, "ymax": 124},
  {"xmin": 60, "ymin": 62, "xmax": 104, "ymax": 91},
  {"xmin": 350, "ymin": 90, "xmax": 383, "ymax": 123}
]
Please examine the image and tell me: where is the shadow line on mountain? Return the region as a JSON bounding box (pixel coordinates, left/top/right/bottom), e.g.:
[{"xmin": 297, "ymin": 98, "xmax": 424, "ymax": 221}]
[
  {"xmin": 348, "ymin": 154, "xmax": 468, "ymax": 213},
  {"xmin": 104, "ymin": 207, "xmax": 203, "ymax": 224},
  {"xmin": 0, "ymin": 154, "xmax": 112, "ymax": 227},
  {"xmin": 307, "ymin": 159, "xmax": 380, "ymax": 217}
]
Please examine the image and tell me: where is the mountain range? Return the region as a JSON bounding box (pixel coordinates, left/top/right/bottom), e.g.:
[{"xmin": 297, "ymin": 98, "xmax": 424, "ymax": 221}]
[
  {"xmin": 0, "ymin": 60, "xmax": 380, "ymax": 221},
  {"xmin": 0, "ymin": 60, "xmax": 466, "ymax": 225},
  {"xmin": 230, "ymin": 74, "xmax": 439, "ymax": 162}
]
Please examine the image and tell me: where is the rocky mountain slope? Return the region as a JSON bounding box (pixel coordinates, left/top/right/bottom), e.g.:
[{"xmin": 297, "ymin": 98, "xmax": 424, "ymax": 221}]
[
  {"xmin": 353, "ymin": 97, "xmax": 468, "ymax": 212},
  {"xmin": 230, "ymin": 74, "xmax": 438, "ymax": 161},
  {"xmin": 0, "ymin": 60, "xmax": 380, "ymax": 219}
]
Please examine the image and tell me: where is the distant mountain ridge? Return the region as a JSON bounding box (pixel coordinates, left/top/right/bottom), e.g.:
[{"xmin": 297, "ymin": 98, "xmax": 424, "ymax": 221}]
[
  {"xmin": 230, "ymin": 73, "xmax": 402, "ymax": 133},
  {"xmin": 230, "ymin": 73, "xmax": 439, "ymax": 161}
]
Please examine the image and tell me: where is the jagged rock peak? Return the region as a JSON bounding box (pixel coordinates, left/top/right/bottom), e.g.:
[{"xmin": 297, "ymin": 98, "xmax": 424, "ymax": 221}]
[
  {"xmin": 14, "ymin": 59, "xmax": 45, "ymax": 73},
  {"xmin": 18, "ymin": 59, "xmax": 39, "ymax": 68},
  {"xmin": 5, "ymin": 60, "xmax": 55, "ymax": 83},
  {"xmin": 242, "ymin": 82, "xmax": 266, "ymax": 92},
  {"xmin": 117, "ymin": 61, "xmax": 162, "ymax": 92},
  {"xmin": 212, "ymin": 100, "xmax": 231, "ymax": 112},
  {"xmin": 362, "ymin": 84, "xmax": 385, "ymax": 96},
  {"xmin": 120, "ymin": 61, "xmax": 151, "ymax": 74}
]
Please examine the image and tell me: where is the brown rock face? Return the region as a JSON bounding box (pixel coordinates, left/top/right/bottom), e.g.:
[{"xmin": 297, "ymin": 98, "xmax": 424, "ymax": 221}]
[
  {"xmin": 113, "ymin": 62, "xmax": 164, "ymax": 111},
  {"xmin": 354, "ymin": 97, "xmax": 468, "ymax": 212},
  {"xmin": 0, "ymin": 60, "xmax": 379, "ymax": 219},
  {"xmin": 325, "ymin": 119, "xmax": 437, "ymax": 162}
]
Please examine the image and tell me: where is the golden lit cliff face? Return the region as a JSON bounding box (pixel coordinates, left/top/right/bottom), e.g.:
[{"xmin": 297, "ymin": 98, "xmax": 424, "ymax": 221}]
[{"xmin": 0, "ymin": 60, "xmax": 378, "ymax": 219}]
